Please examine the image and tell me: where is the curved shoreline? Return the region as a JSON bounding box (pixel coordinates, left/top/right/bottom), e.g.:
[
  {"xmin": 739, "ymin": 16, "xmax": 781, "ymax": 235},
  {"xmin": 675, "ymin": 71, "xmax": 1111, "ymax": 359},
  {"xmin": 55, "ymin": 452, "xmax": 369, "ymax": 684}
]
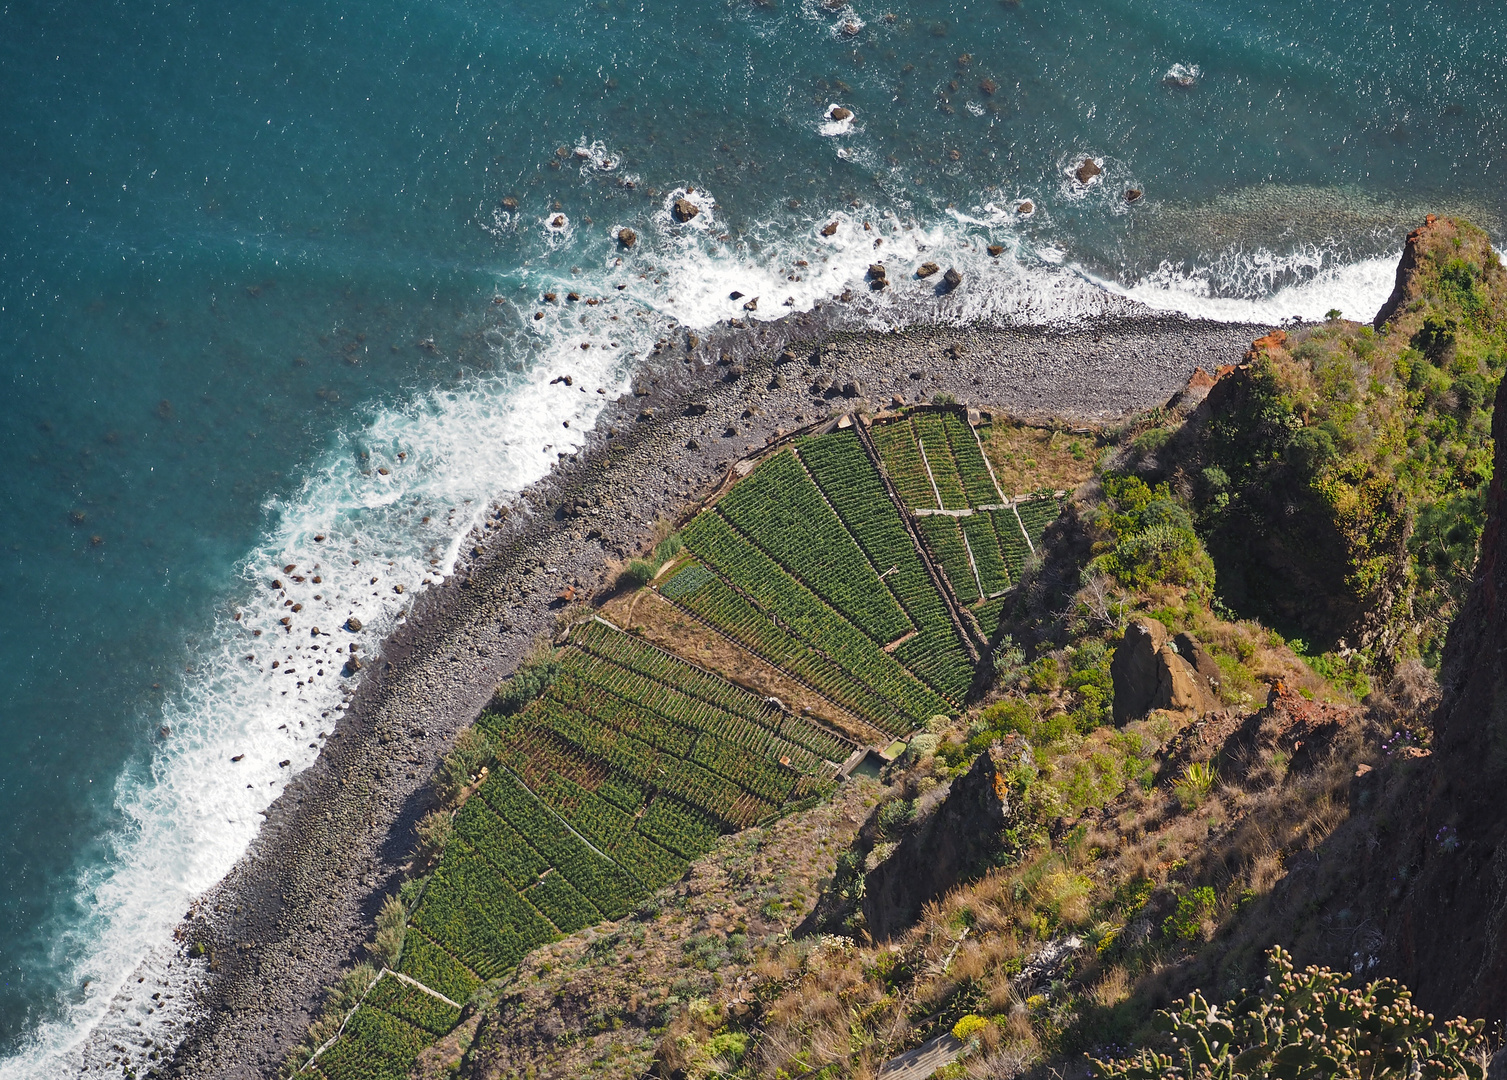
[{"xmin": 137, "ymin": 306, "xmax": 1268, "ymax": 1078}]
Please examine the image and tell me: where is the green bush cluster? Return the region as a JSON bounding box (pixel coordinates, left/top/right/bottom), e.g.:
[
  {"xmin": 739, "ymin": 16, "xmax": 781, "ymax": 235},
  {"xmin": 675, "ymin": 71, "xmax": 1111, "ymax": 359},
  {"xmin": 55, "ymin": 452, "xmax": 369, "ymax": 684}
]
[
  {"xmin": 1090, "ymin": 946, "xmax": 1489, "ymax": 1079},
  {"xmin": 1089, "ymin": 475, "xmax": 1214, "ymax": 597}
]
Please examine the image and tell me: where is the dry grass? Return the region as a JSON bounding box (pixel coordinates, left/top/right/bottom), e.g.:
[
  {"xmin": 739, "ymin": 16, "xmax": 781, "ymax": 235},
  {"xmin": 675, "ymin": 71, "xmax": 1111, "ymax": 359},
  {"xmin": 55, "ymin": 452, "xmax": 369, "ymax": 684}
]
[{"xmin": 981, "ymin": 419, "xmax": 1100, "ymax": 496}]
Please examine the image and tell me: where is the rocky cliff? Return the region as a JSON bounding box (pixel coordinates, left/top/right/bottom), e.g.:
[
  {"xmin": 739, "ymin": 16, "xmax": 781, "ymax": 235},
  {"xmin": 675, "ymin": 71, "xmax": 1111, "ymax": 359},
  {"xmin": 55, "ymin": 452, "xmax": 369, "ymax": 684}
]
[
  {"xmin": 862, "ymin": 738, "xmax": 1031, "ymax": 941},
  {"xmin": 1391, "ymin": 371, "xmax": 1507, "ymax": 1024}
]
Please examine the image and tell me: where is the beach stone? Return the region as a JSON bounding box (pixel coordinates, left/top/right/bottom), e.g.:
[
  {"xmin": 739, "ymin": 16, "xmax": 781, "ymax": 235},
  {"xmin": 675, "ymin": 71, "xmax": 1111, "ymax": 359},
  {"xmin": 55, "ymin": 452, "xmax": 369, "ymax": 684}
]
[
  {"xmin": 617, "ymin": 227, "xmax": 637, "ymax": 247},
  {"xmin": 672, "ymin": 197, "xmax": 700, "ymax": 222},
  {"xmin": 687, "ymin": 437, "xmax": 701, "ymax": 449},
  {"xmin": 867, "ymin": 263, "xmax": 887, "ymax": 280},
  {"xmin": 743, "ymin": 297, "xmax": 758, "ymax": 311},
  {"xmin": 842, "ymin": 379, "xmax": 864, "ymax": 398},
  {"xmin": 685, "ymin": 402, "xmax": 708, "ymax": 416},
  {"xmin": 942, "ymin": 267, "xmax": 963, "ymax": 292},
  {"xmin": 346, "ymin": 617, "xmax": 362, "ymax": 632},
  {"xmin": 1125, "ymin": 188, "xmax": 1143, "ymax": 203},
  {"xmin": 916, "ymin": 262, "xmax": 940, "ymax": 278},
  {"xmin": 821, "ymin": 221, "xmax": 839, "ymax": 237},
  {"xmin": 1074, "ymin": 158, "xmax": 1102, "ymax": 184}
]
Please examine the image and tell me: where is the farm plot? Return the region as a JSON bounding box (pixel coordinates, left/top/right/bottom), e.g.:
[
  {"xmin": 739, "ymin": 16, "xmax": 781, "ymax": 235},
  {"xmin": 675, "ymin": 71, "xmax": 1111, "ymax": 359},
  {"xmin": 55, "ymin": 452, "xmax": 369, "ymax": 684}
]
[
  {"xmin": 961, "ymin": 512, "xmax": 1011, "ymax": 597},
  {"xmin": 994, "ymin": 508, "xmax": 1034, "ymax": 577},
  {"xmin": 1016, "ymin": 495, "xmax": 1064, "ymax": 549},
  {"xmin": 942, "ymin": 412, "xmax": 1003, "ymax": 506},
  {"xmin": 660, "ymin": 561, "xmax": 917, "ymax": 732},
  {"xmin": 915, "ymin": 516, "xmax": 980, "ymax": 605},
  {"xmin": 795, "ymin": 430, "xmax": 975, "ymax": 701},
  {"xmin": 675, "ymin": 511, "xmax": 956, "ymax": 725},
  {"xmin": 914, "ymin": 414, "xmax": 970, "ymax": 510},
  {"xmin": 304, "ymin": 973, "xmax": 463, "ymax": 1080},
  {"xmin": 400, "ymin": 621, "xmax": 844, "ymax": 1008},
  {"xmin": 871, "ymin": 419, "xmax": 938, "ymax": 509},
  {"xmin": 712, "ymin": 450, "xmax": 912, "ymax": 643}
]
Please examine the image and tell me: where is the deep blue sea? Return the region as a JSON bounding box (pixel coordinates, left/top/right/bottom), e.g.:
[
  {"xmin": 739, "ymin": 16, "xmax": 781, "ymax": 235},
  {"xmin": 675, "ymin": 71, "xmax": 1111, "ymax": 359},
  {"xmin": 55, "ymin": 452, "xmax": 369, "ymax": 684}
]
[{"xmin": 0, "ymin": 0, "xmax": 1501, "ymax": 1071}]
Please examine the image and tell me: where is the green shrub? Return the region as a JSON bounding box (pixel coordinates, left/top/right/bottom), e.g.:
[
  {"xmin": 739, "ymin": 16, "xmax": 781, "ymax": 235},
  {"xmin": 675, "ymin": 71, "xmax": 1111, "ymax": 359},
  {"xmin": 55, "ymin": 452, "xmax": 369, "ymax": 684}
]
[
  {"xmin": 619, "ymin": 558, "xmax": 659, "ymax": 588},
  {"xmin": 493, "ymin": 658, "xmax": 561, "ymax": 715},
  {"xmin": 877, "ymin": 798, "xmax": 915, "ymax": 838},
  {"xmin": 951, "ymin": 1014, "xmax": 990, "ymax": 1042},
  {"xmin": 1090, "ymin": 945, "xmax": 1489, "ymax": 1079},
  {"xmin": 370, "ymin": 895, "xmax": 407, "ymax": 967},
  {"xmin": 434, "ymin": 727, "xmax": 496, "ymax": 806},
  {"xmin": 413, "ymin": 810, "xmax": 452, "ymax": 867},
  {"xmin": 1161, "ymin": 885, "xmax": 1216, "ymax": 942},
  {"xmin": 704, "ymin": 1031, "xmax": 748, "ymax": 1064}
]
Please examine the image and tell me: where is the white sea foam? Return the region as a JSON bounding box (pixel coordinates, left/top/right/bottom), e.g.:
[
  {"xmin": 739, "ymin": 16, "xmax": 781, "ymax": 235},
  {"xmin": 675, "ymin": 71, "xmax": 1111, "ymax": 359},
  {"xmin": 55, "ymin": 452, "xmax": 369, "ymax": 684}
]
[
  {"xmin": 8, "ymin": 175, "xmax": 1415, "ymax": 1076},
  {"xmin": 1087, "ymin": 247, "xmax": 1401, "ymax": 324},
  {"xmin": 818, "ymin": 103, "xmax": 855, "ymax": 136}
]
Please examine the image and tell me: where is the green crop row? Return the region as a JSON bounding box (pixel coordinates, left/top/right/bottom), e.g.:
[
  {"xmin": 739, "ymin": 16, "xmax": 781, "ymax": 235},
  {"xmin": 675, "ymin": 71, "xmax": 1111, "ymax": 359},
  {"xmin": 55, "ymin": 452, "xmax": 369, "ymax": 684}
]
[
  {"xmin": 545, "ymin": 670, "xmax": 804, "ymax": 804},
  {"xmin": 453, "ymin": 795, "xmax": 549, "ymax": 890},
  {"xmin": 658, "ymin": 560, "xmax": 921, "ymax": 733},
  {"xmin": 409, "ymin": 838, "xmax": 557, "ymax": 980},
  {"xmin": 476, "ymin": 767, "xmax": 646, "ymax": 917},
  {"xmin": 798, "ymin": 431, "xmax": 977, "ymax": 702},
  {"xmin": 364, "ymin": 973, "xmax": 463, "ymax": 1036},
  {"xmin": 520, "ymin": 700, "xmax": 766, "ymax": 825},
  {"xmin": 638, "ymin": 795, "xmax": 726, "ymax": 859},
  {"xmin": 523, "ymin": 872, "xmax": 600, "ymax": 935},
  {"xmin": 563, "ymin": 653, "xmax": 825, "ymax": 771},
  {"xmin": 1016, "ymin": 495, "xmax": 1063, "ymax": 548},
  {"xmin": 871, "ymin": 419, "xmax": 938, "ymax": 509},
  {"xmin": 571, "ymin": 619, "xmax": 855, "ymax": 764},
  {"xmin": 914, "ymin": 414, "xmax": 970, "ymax": 510},
  {"xmin": 680, "ymin": 513, "xmax": 951, "ymax": 725},
  {"xmin": 973, "ymin": 595, "xmax": 1009, "ymax": 643},
  {"xmin": 397, "ymin": 931, "xmax": 480, "ymax": 1006},
  {"xmin": 962, "ymin": 511, "xmax": 1012, "ymax": 596},
  {"xmin": 314, "ymin": 1002, "xmax": 432, "ymax": 1080},
  {"xmin": 941, "ymin": 412, "xmax": 1001, "ymax": 507},
  {"xmin": 991, "ymin": 508, "xmax": 1033, "ymax": 576},
  {"xmin": 916, "ymin": 516, "xmax": 980, "ymax": 605},
  {"xmin": 712, "ymin": 451, "xmax": 912, "ymax": 642}
]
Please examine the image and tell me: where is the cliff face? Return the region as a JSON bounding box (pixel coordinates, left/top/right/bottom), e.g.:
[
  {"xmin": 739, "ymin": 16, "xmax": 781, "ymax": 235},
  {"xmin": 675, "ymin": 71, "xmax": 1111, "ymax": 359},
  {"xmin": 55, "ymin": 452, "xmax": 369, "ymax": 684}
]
[
  {"xmin": 862, "ymin": 738, "xmax": 1030, "ymax": 941},
  {"xmin": 1162, "ymin": 216, "xmax": 1506, "ymax": 662},
  {"xmin": 1392, "ymin": 373, "xmax": 1507, "ymax": 1023}
]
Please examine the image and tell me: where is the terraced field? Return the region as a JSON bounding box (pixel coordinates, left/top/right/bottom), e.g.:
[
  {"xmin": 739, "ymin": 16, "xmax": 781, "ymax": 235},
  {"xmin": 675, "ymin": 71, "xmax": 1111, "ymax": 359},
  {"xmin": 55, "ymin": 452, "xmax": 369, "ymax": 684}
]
[
  {"xmin": 297, "ymin": 407, "xmax": 1067, "ymax": 1077},
  {"xmin": 869, "ymin": 411, "xmax": 1066, "ymax": 645}
]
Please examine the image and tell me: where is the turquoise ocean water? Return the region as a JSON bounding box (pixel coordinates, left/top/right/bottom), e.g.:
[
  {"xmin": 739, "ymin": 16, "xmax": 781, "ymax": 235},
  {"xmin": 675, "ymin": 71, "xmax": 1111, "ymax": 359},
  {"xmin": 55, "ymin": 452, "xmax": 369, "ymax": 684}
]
[{"xmin": 0, "ymin": 0, "xmax": 1501, "ymax": 1071}]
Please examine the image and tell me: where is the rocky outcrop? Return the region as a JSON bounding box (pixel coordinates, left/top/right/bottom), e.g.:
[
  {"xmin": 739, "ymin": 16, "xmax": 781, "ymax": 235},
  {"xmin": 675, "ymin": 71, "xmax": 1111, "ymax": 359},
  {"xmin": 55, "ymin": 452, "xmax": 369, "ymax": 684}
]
[
  {"xmin": 1390, "ymin": 372, "xmax": 1507, "ymax": 1024},
  {"xmin": 1110, "ymin": 617, "xmax": 1219, "ymax": 724},
  {"xmin": 862, "ymin": 737, "xmax": 1031, "ymax": 940}
]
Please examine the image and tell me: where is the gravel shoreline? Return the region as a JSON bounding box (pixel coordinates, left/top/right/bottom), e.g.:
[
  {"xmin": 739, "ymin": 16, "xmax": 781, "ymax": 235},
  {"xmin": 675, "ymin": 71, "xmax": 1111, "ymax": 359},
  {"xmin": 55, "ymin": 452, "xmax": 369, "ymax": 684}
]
[{"xmin": 156, "ymin": 306, "xmax": 1268, "ymax": 1078}]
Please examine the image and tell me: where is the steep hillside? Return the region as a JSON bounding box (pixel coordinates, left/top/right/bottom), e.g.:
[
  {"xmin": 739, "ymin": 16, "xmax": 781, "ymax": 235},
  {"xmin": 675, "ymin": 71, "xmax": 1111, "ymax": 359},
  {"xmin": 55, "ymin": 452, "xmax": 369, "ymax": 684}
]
[{"xmin": 1156, "ymin": 216, "xmax": 1507, "ymax": 666}]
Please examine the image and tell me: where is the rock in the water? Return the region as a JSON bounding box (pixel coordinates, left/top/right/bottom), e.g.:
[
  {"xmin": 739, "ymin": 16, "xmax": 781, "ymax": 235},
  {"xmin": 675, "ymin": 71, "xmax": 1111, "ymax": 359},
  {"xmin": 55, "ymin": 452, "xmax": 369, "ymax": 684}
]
[
  {"xmin": 916, "ymin": 262, "xmax": 940, "ymax": 278},
  {"xmin": 501, "ymin": 196, "xmax": 518, "ymax": 210},
  {"xmin": 617, "ymin": 227, "xmax": 637, "ymax": 247},
  {"xmin": 672, "ymin": 197, "xmax": 699, "ymax": 222},
  {"xmin": 1125, "ymin": 188, "xmax": 1143, "ymax": 203},
  {"xmin": 742, "ymin": 296, "xmax": 758, "ymax": 311},
  {"xmin": 980, "ymin": 77, "xmax": 998, "ymax": 95},
  {"xmin": 863, "ymin": 738, "xmax": 1033, "ymax": 940},
  {"xmin": 942, "ymin": 267, "xmax": 963, "ymax": 291},
  {"xmin": 867, "ymin": 263, "xmax": 887, "ymax": 281},
  {"xmin": 829, "ymin": 106, "xmax": 853, "ymax": 121},
  {"xmin": 1016, "ymin": 200, "xmax": 1034, "ymax": 215},
  {"xmin": 987, "ymin": 244, "xmax": 1004, "ymax": 257},
  {"xmin": 1074, "ymin": 157, "xmax": 1102, "ymax": 184},
  {"xmin": 821, "ymin": 221, "xmax": 839, "ymax": 237},
  {"xmin": 346, "ymin": 617, "xmax": 362, "ymax": 632}
]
